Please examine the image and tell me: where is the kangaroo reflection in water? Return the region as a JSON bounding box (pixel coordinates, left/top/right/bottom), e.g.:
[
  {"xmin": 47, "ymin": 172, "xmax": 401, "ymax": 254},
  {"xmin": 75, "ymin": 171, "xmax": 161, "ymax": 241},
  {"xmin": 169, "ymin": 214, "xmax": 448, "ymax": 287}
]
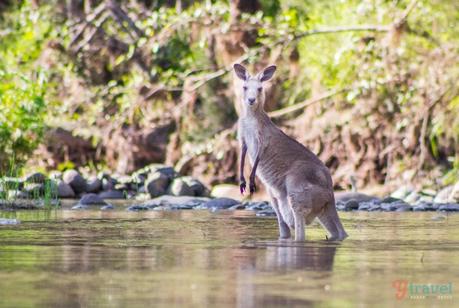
[
  {"xmin": 235, "ymin": 241, "xmax": 339, "ymax": 307},
  {"xmin": 263, "ymin": 241, "xmax": 338, "ymax": 271}
]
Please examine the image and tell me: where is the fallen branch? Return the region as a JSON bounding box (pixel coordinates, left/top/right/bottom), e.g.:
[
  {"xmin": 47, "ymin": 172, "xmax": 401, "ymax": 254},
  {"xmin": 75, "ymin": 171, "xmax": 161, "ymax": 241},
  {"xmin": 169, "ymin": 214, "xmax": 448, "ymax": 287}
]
[
  {"xmin": 74, "ymin": 12, "xmax": 110, "ymax": 53},
  {"xmin": 268, "ymin": 88, "xmax": 346, "ymax": 118},
  {"xmin": 107, "ymin": 0, "xmax": 145, "ymax": 38}
]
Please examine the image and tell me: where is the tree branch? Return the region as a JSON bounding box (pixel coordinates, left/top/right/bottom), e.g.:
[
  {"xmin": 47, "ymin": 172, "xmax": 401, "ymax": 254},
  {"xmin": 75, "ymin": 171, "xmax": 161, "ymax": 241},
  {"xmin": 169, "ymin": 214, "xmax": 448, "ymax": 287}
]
[
  {"xmin": 69, "ymin": 2, "xmax": 107, "ymax": 47},
  {"xmin": 290, "ymin": 25, "xmax": 390, "ymax": 43}
]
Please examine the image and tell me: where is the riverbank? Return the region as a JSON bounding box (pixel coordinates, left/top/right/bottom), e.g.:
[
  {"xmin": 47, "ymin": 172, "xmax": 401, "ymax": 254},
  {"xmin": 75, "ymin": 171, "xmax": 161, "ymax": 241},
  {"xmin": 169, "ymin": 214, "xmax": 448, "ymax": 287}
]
[{"xmin": 1, "ymin": 164, "xmax": 458, "ymax": 214}]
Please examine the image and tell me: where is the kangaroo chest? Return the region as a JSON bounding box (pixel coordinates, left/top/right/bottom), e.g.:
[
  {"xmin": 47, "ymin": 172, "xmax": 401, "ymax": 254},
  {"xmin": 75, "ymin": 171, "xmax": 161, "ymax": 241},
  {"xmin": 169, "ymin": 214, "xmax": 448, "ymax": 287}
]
[{"xmin": 240, "ymin": 119, "xmax": 264, "ymax": 163}]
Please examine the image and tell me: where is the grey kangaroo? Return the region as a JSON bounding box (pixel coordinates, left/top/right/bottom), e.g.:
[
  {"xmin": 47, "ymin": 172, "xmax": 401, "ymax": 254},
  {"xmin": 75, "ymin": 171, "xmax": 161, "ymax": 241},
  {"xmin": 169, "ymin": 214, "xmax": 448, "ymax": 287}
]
[{"xmin": 234, "ymin": 63, "xmax": 347, "ymax": 241}]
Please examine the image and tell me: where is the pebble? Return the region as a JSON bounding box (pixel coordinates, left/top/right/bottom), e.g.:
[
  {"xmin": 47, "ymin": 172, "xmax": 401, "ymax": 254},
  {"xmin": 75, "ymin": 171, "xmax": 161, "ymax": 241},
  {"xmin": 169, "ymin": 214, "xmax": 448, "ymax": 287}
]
[
  {"xmin": 246, "ymin": 201, "xmax": 271, "ymax": 211},
  {"xmin": 438, "ymin": 204, "xmax": 459, "ymax": 212},
  {"xmin": 199, "ymin": 197, "xmax": 239, "ymax": 210},
  {"xmin": 0, "ymin": 218, "xmax": 20, "ymax": 225},
  {"xmin": 255, "ymin": 209, "xmax": 276, "ymax": 217},
  {"xmin": 98, "ymin": 190, "xmax": 125, "ymax": 199}
]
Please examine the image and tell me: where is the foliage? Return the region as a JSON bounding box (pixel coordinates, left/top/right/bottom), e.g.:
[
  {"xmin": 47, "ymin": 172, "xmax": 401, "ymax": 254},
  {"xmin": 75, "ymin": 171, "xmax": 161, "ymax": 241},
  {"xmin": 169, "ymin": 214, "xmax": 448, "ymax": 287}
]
[
  {"xmin": 0, "ymin": 0, "xmax": 458, "ymax": 188},
  {"xmin": 0, "ymin": 3, "xmax": 52, "ymax": 172}
]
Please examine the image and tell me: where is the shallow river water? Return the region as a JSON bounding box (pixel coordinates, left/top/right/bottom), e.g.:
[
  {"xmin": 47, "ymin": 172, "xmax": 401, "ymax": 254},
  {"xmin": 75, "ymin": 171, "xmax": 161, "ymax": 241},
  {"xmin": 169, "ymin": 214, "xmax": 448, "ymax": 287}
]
[{"xmin": 0, "ymin": 206, "xmax": 458, "ymax": 307}]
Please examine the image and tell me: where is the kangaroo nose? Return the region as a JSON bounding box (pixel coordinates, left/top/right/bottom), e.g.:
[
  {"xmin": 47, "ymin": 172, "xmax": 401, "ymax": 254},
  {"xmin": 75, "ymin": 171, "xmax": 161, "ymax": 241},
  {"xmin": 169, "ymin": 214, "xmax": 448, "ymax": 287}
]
[{"xmin": 248, "ymin": 98, "xmax": 255, "ymax": 104}]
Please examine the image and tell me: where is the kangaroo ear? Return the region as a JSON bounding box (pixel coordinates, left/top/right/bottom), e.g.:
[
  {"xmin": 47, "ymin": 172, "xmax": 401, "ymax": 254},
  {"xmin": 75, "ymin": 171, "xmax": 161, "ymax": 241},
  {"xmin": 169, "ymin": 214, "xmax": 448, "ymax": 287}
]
[
  {"xmin": 259, "ymin": 65, "xmax": 276, "ymax": 82},
  {"xmin": 233, "ymin": 63, "xmax": 248, "ymax": 81}
]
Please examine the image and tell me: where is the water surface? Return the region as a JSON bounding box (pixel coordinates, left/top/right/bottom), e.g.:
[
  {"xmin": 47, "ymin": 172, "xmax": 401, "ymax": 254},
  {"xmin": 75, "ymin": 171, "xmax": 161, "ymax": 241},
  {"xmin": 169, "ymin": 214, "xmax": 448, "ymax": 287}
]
[{"xmin": 0, "ymin": 208, "xmax": 458, "ymax": 307}]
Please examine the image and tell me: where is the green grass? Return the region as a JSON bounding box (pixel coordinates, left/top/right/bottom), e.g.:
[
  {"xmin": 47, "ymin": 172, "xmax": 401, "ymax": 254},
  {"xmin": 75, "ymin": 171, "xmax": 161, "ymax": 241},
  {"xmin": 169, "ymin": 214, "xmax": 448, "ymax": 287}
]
[{"xmin": 0, "ymin": 157, "xmax": 59, "ymax": 208}]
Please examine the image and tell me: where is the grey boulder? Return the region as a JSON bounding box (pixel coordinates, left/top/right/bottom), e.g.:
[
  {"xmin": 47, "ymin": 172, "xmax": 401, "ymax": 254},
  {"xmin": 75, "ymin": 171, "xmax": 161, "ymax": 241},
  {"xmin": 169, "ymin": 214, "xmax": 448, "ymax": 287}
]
[
  {"xmin": 57, "ymin": 181, "xmax": 75, "ymax": 198},
  {"xmin": 168, "ymin": 178, "xmax": 194, "ymax": 196},
  {"xmin": 145, "ymin": 172, "xmax": 170, "ymax": 197},
  {"xmin": 63, "ymin": 170, "xmax": 87, "ymax": 194}
]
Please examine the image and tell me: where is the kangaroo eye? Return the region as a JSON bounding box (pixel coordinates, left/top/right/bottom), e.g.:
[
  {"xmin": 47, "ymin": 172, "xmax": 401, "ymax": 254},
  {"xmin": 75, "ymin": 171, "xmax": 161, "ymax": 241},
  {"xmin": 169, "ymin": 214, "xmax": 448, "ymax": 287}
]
[
  {"xmin": 257, "ymin": 87, "xmax": 262, "ymax": 92},
  {"xmin": 243, "ymin": 86, "xmax": 247, "ymax": 91}
]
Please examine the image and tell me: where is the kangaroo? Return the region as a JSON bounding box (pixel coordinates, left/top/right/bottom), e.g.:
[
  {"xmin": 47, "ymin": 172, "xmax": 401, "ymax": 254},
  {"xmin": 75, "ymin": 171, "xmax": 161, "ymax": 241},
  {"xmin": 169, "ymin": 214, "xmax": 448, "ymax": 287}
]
[{"xmin": 234, "ymin": 63, "xmax": 348, "ymax": 241}]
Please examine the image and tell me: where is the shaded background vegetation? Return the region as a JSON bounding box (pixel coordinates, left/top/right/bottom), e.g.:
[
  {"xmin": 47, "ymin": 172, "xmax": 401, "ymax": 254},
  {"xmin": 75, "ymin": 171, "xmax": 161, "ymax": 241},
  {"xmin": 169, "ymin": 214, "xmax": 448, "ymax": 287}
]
[{"xmin": 0, "ymin": 0, "xmax": 458, "ymax": 192}]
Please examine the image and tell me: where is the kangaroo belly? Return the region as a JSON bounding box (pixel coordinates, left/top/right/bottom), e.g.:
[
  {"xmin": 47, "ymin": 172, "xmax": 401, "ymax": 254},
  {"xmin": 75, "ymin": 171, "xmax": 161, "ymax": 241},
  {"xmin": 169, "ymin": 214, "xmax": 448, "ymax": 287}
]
[{"xmin": 256, "ymin": 152, "xmax": 288, "ymax": 189}]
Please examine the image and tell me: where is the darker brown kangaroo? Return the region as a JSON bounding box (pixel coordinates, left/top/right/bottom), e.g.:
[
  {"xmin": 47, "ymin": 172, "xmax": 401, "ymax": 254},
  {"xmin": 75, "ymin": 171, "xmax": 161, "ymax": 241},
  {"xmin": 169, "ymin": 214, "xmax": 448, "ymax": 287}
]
[{"xmin": 234, "ymin": 63, "xmax": 347, "ymax": 241}]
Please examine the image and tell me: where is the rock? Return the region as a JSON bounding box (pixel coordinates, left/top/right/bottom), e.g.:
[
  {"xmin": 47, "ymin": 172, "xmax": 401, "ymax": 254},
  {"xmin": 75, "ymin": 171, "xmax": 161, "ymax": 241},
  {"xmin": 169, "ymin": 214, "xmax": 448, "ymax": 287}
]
[
  {"xmin": 86, "ymin": 176, "xmax": 102, "ymax": 193},
  {"xmin": 452, "ymin": 182, "xmax": 459, "ymax": 202},
  {"xmin": 134, "ymin": 192, "xmax": 150, "ymax": 201},
  {"xmin": 246, "ymin": 201, "xmax": 271, "ymax": 211},
  {"xmin": 137, "ymin": 185, "xmax": 146, "ymax": 194},
  {"xmin": 211, "ymin": 184, "xmax": 242, "ymax": 201},
  {"xmin": 168, "ymin": 178, "xmax": 194, "ymax": 196},
  {"xmin": 395, "ymin": 205, "xmax": 412, "ymax": 212},
  {"xmin": 116, "ymin": 175, "xmax": 132, "ymax": 185},
  {"xmin": 336, "ymin": 202, "xmax": 346, "ymax": 211},
  {"xmin": 130, "ymin": 195, "xmax": 210, "ymax": 211},
  {"xmin": 63, "ymin": 170, "xmax": 87, "ymax": 194},
  {"xmin": 98, "ymin": 190, "xmax": 125, "ymax": 199},
  {"xmin": 338, "ymin": 199, "xmax": 359, "ymax": 211},
  {"xmin": 358, "ymin": 201, "xmax": 379, "ymax": 211},
  {"xmin": 150, "ymin": 164, "xmax": 177, "ymax": 179},
  {"xmin": 438, "ymin": 204, "xmax": 459, "ymax": 212},
  {"xmin": 335, "ymin": 192, "xmax": 380, "ymax": 203},
  {"xmin": 0, "ymin": 177, "xmax": 24, "ymax": 190},
  {"xmin": 182, "ymin": 176, "xmax": 208, "ymax": 196},
  {"xmin": 412, "ymin": 202, "xmax": 438, "ymax": 212},
  {"xmin": 71, "ymin": 204, "xmax": 89, "ymax": 210},
  {"xmin": 23, "ymin": 183, "xmax": 44, "ymax": 196},
  {"xmin": 229, "ymin": 203, "xmax": 246, "ymax": 210},
  {"xmin": 78, "ymin": 193, "xmax": 107, "ymax": 206},
  {"xmin": 127, "ymin": 204, "xmax": 150, "ymax": 211},
  {"xmin": 48, "ymin": 170, "xmax": 62, "ymax": 180},
  {"xmin": 368, "ymin": 205, "xmax": 382, "ymax": 211},
  {"xmin": 417, "ymin": 195, "xmax": 434, "ymax": 203},
  {"xmin": 421, "ymin": 188, "xmax": 437, "ymax": 196},
  {"xmin": 404, "ymin": 191, "xmax": 420, "ymax": 204},
  {"xmin": 434, "ymin": 186, "xmax": 454, "ymax": 203},
  {"xmin": 135, "ymin": 164, "xmax": 177, "ymax": 180},
  {"xmin": 380, "ymin": 196, "xmax": 401, "ymax": 204},
  {"xmin": 256, "ymin": 208, "xmax": 276, "ymax": 217},
  {"xmin": 24, "ymin": 172, "xmax": 47, "ymax": 184},
  {"xmin": 114, "ymin": 183, "xmax": 129, "ymax": 191},
  {"xmin": 380, "ymin": 200, "xmax": 410, "ymax": 211},
  {"xmin": 57, "ymin": 180, "xmax": 75, "ymax": 198},
  {"xmin": 131, "ymin": 173, "xmax": 146, "ymax": 185},
  {"xmin": 0, "ymin": 218, "xmax": 20, "ymax": 225},
  {"xmin": 0, "ymin": 199, "xmax": 59, "ymax": 209},
  {"xmin": 101, "ymin": 204, "xmax": 115, "ymax": 210},
  {"xmin": 101, "ymin": 176, "xmax": 117, "ymax": 191},
  {"xmin": 199, "ymin": 197, "xmax": 240, "ymax": 210},
  {"xmin": 25, "ymin": 181, "xmax": 59, "ymax": 197},
  {"xmin": 7, "ymin": 190, "xmax": 29, "ymax": 199},
  {"xmin": 391, "ymin": 185, "xmax": 413, "ymax": 199},
  {"xmin": 145, "ymin": 172, "xmax": 170, "ymax": 197},
  {"xmin": 153, "ymin": 204, "xmax": 194, "ymax": 210},
  {"xmin": 114, "ymin": 176, "xmax": 133, "ymax": 191}
]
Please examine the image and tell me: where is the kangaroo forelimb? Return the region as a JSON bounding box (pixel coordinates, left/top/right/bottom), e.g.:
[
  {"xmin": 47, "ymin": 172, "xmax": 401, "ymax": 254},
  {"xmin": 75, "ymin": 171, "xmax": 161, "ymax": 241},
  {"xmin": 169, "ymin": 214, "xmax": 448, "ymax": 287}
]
[
  {"xmin": 239, "ymin": 142, "xmax": 247, "ymax": 194},
  {"xmin": 249, "ymin": 155, "xmax": 260, "ymax": 194}
]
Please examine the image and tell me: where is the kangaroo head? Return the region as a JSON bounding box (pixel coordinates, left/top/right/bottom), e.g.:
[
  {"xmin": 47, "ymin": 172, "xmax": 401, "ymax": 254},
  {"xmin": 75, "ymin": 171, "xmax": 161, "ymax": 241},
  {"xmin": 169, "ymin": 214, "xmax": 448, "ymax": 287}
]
[{"xmin": 233, "ymin": 63, "xmax": 276, "ymax": 110}]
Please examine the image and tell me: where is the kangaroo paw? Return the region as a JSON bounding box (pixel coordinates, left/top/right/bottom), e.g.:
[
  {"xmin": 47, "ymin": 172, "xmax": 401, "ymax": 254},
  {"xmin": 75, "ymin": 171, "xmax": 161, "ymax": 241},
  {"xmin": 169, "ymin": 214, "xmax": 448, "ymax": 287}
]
[
  {"xmin": 249, "ymin": 182, "xmax": 256, "ymax": 194},
  {"xmin": 239, "ymin": 180, "xmax": 246, "ymax": 194}
]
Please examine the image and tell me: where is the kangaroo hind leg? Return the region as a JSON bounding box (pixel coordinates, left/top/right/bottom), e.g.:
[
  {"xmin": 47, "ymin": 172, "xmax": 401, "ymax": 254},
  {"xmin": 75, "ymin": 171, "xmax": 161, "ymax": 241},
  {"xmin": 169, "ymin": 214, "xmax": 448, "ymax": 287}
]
[
  {"xmin": 268, "ymin": 191, "xmax": 291, "ymax": 239},
  {"xmin": 287, "ymin": 192, "xmax": 313, "ymax": 242}
]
